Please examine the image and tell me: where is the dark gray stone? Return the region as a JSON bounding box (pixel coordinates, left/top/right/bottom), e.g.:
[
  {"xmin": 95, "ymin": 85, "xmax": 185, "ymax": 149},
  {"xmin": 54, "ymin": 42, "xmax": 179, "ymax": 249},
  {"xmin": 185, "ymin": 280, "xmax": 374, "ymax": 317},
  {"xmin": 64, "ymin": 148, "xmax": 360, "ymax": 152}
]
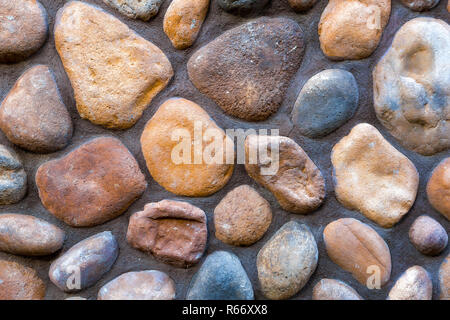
[
  {"xmin": 0, "ymin": 144, "xmax": 26, "ymax": 205},
  {"xmin": 217, "ymin": 0, "xmax": 269, "ymax": 15}
]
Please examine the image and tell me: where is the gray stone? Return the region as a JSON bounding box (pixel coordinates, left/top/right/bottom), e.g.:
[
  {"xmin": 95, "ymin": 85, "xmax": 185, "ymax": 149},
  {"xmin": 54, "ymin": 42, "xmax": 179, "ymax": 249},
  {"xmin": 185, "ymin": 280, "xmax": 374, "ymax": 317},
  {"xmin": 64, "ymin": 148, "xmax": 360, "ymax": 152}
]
[
  {"xmin": 217, "ymin": 0, "xmax": 269, "ymax": 15},
  {"xmin": 102, "ymin": 0, "xmax": 163, "ymax": 21},
  {"xmin": 400, "ymin": 0, "xmax": 440, "ymax": 11},
  {"xmin": 0, "ymin": 145, "xmax": 27, "ymax": 205}
]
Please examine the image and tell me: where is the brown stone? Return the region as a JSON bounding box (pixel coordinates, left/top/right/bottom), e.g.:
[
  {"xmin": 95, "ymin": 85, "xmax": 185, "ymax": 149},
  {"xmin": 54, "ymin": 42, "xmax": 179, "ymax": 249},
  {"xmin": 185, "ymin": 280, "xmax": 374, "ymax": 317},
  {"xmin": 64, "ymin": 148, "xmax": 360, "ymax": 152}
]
[
  {"xmin": 0, "ymin": 0, "xmax": 48, "ymax": 63},
  {"xmin": 214, "ymin": 185, "xmax": 272, "ymax": 246},
  {"xmin": 439, "ymin": 254, "xmax": 450, "ymax": 300},
  {"xmin": 245, "ymin": 135, "xmax": 325, "ymax": 214},
  {"xmin": 163, "ymin": 0, "xmax": 209, "ymax": 49},
  {"xmin": 288, "ymin": 0, "xmax": 317, "ymax": 12},
  {"xmin": 319, "ymin": 0, "xmax": 391, "ymax": 60},
  {"xmin": 0, "ymin": 65, "xmax": 73, "ymax": 153},
  {"xmin": 0, "ymin": 260, "xmax": 45, "ymax": 300},
  {"xmin": 388, "ymin": 266, "xmax": 432, "ymax": 300},
  {"xmin": 140, "ymin": 97, "xmax": 234, "ymax": 197},
  {"xmin": 400, "ymin": 0, "xmax": 440, "ymax": 11},
  {"xmin": 0, "ymin": 214, "xmax": 65, "ymax": 256},
  {"xmin": 409, "ymin": 215, "xmax": 448, "ymax": 256},
  {"xmin": 323, "ymin": 218, "xmax": 392, "ymax": 287},
  {"xmin": 127, "ymin": 200, "xmax": 208, "ymax": 268},
  {"xmin": 54, "ymin": 1, "xmax": 173, "ymax": 129},
  {"xmin": 312, "ymin": 279, "xmax": 363, "ymax": 300},
  {"xmin": 332, "ymin": 123, "xmax": 419, "ymax": 228},
  {"xmin": 427, "ymin": 157, "xmax": 450, "ymax": 220},
  {"xmin": 36, "ymin": 137, "xmax": 147, "ymax": 227}
]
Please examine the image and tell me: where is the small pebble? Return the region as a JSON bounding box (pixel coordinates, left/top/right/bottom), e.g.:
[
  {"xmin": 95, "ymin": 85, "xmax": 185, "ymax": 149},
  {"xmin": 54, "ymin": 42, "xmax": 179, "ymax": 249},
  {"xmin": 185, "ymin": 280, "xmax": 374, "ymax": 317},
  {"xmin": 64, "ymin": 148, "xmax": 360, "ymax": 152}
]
[{"xmin": 409, "ymin": 215, "xmax": 447, "ymax": 256}]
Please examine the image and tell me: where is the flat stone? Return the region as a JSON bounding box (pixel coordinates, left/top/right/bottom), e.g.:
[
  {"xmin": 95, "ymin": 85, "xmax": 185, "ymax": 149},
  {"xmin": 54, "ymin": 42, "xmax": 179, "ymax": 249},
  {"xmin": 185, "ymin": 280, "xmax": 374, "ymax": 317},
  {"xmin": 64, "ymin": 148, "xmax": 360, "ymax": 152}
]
[
  {"xmin": 312, "ymin": 279, "xmax": 363, "ymax": 300},
  {"xmin": 186, "ymin": 251, "xmax": 254, "ymax": 300},
  {"xmin": 288, "ymin": 0, "xmax": 317, "ymax": 12},
  {"xmin": 388, "ymin": 266, "xmax": 432, "ymax": 300},
  {"xmin": 0, "ymin": 145, "xmax": 27, "ymax": 205},
  {"xmin": 127, "ymin": 200, "xmax": 207, "ymax": 268},
  {"xmin": 0, "ymin": 0, "xmax": 48, "ymax": 63},
  {"xmin": 331, "ymin": 123, "xmax": 419, "ymax": 228},
  {"xmin": 36, "ymin": 137, "xmax": 147, "ymax": 227},
  {"xmin": 140, "ymin": 97, "xmax": 234, "ymax": 197},
  {"xmin": 323, "ymin": 218, "xmax": 392, "ymax": 287},
  {"xmin": 0, "ymin": 260, "xmax": 45, "ymax": 300},
  {"xmin": 49, "ymin": 231, "xmax": 118, "ymax": 292},
  {"xmin": 0, "ymin": 214, "xmax": 65, "ymax": 256},
  {"xmin": 214, "ymin": 185, "xmax": 272, "ymax": 246},
  {"xmin": 187, "ymin": 17, "xmax": 304, "ymax": 121},
  {"xmin": 163, "ymin": 0, "xmax": 209, "ymax": 49},
  {"xmin": 373, "ymin": 18, "xmax": 450, "ymax": 156},
  {"xmin": 400, "ymin": 0, "xmax": 440, "ymax": 11},
  {"xmin": 427, "ymin": 157, "xmax": 450, "ymax": 220},
  {"xmin": 102, "ymin": 0, "xmax": 163, "ymax": 21},
  {"xmin": 217, "ymin": 0, "xmax": 269, "ymax": 15},
  {"xmin": 292, "ymin": 69, "xmax": 359, "ymax": 138},
  {"xmin": 439, "ymin": 254, "xmax": 450, "ymax": 300},
  {"xmin": 409, "ymin": 215, "xmax": 448, "ymax": 256},
  {"xmin": 54, "ymin": 1, "xmax": 173, "ymax": 129},
  {"xmin": 245, "ymin": 135, "xmax": 325, "ymax": 214},
  {"xmin": 319, "ymin": 0, "xmax": 391, "ymax": 60},
  {"xmin": 98, "ymin": 270, "xmax": 176, "ymax": 300},
  {"xmin": 0, "ymin": 65, "xmax": 73, "ymax": 153},
  {"xmin": 257, "ymin": 221, "xmax": 318, "ymax": 300}
]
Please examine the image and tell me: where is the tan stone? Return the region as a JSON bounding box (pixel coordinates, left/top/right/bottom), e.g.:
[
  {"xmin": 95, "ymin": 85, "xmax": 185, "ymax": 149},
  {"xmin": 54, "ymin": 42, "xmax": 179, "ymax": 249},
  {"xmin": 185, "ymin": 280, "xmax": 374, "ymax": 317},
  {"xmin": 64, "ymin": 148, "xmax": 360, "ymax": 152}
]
[
  {"xmin": 0, "ymin": 260, "xmax": 45, "ymax": 300},
  {"xmin": 427, "ymin": 157, "xmax": 450, "ymax": 220},
  {"xmin": 388, "ymin": 266, "xmax": 432, "ymax": 300},
  {"xmin": 54, "ymin": 1, "xmax": 173, "ymax": 129},
  {"xmin": 439, "ymin": 254, "xmax": 450, "ymax": 300},
  {"xmin": 331, "ymin": 123, "xmax": 419, "ymax": 228},
  {"xmin": 312, "ymin": 279, "xmax": 363, "ymax": 300}
]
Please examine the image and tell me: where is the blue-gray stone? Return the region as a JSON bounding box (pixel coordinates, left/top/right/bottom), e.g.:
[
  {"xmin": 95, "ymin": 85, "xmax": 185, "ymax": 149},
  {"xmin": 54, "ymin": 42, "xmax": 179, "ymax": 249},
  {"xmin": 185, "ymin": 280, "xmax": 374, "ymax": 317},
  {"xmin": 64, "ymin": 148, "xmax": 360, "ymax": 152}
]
[
  {"xmin": 217, "ymin": 0, "xmax": 270, "ymax": 15},
  {"xmin": 0, "ymin": 144, "xmax": 27, "ymax": 205}
]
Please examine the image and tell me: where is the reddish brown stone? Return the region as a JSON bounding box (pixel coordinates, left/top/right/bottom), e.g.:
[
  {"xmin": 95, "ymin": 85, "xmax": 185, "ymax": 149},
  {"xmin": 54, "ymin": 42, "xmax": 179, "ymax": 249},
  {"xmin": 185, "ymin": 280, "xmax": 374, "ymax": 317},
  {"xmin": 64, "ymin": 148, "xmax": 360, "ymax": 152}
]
[
  {"xmin": 127, "ymin": 200, "xmax": 207, "ymax": 268},
  {"xmin": 0, "ymin": 260, "xmax": 45, "ymax": 300},
  {"xmin": 427, "ymin": 157, "xmax": 450, "ymax": 220},
  {"xmin": 36, "ymin": 137, "xmax": 147, "ymax": 227}
]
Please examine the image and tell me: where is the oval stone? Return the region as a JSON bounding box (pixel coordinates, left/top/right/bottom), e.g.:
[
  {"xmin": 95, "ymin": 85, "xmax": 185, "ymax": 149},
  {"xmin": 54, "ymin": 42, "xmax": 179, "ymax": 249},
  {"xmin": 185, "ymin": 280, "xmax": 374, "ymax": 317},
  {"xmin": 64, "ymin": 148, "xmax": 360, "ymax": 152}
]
[
  {"xmin": 0, "ymin": 260, "xmax": 45, "ymax": 300},
  {"xmin": 400, "ymin": 0, "xmax": 440, "ymax": 11},
  {"xmin": 439, "ymin": 254, "xmax": 450, "ymax": 300},
  {"xmin": 217, "ymin": 0, "xmax": 269, "ymax": 15},
  {"xmin": 409, "ymin": 215, "xmax": 448, "ymax": 256},
  {"xmin": 312, "ymin": 279, "xmax": 363, "ymax": 300},
  {"xmin": 427, "ymin": 157, "xmax": 450, "ymax": 220},
  {"xmin": 388, "ymin": 266, "xmax": 432, "ymax": 300},
  {"xmin": 102, "ymin": 0, "xmax": 163, "ymax": 21},
  {"xmin": 0, "ymin": 144, "xmax": 27, "ymax": 205}
]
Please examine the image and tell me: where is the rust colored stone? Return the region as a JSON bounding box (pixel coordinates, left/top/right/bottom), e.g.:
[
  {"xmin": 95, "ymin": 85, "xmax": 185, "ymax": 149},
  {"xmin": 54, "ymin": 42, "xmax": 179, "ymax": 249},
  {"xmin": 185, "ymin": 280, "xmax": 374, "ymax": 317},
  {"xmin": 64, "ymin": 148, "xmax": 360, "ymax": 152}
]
[
  {"xmin": 0, "ymin": 260, "xmax": 45, "ymax": 300},
  {"xmin": 427, "ymin": 157, "xmax": 450, "ymax": 220}
]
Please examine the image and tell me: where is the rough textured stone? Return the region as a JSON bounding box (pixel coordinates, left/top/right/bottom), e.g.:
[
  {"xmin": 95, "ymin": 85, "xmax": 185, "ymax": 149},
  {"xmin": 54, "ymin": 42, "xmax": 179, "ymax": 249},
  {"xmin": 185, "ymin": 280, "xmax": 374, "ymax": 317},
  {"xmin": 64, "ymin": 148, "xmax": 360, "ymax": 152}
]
[
  {"xmin": 439, "ymin": 254, "xmax": 450, "ymax": 300},
  {"xmin": 0, "ymin": 65, "xmax": 73, "ymax": 153},
  {"xmin": 427, "ymin": 157, "xmax": 450, "ymax": 220},
  {"xmin": 186, "ymin": 251, "xmax": 254, "ymax": 300},
  {"xmin": 319, "ymin": 0, "xmax": 391, "ymax": 60},
  {"xmin": 292, "ymin": 69, "xmax": 359, "ymax": 138},
  {"xmin": 98, "ymin": 270, "xmax": 176, "ymax": 300},
  {"xmin": 54, "ymin": 1, "xmax": 173, "ymax": 129},
  {"xmin": 331, "ymin": 123, "xmax": 419, "ymax": 228},
  {"xmin": 257, "ymin": 221, "xmax": 318, "ymax": 300},
  {"xmin": 400, "ymin": 0, "xmax": 440, "ymax": 11},
  {"xmin": 0, "ymin": 260, "xmax": 45, "ymax": 300},
  {"xmin": 140, "ymin": 97, "xmax": 234, "ymax": 197},
  {"xmin": 188, "ymin": 17, "xmax": 304, "ymax": 121},
  {"xmin": 323, "ymin": 218, "xmax": 392, "ymax": 287},
  {"xmin": 0, "ymin": 214, "xmax": 65, "ymax": 256},
  {"xmin": 288, "ymin": 0, "xmax": 317, "ymax": 12},
  {"xmin": 374, "ymin": 18, "xmax": 450, "ymax": 156},
  {"xmin": 312, "ymin": 279, "xmax": 363, "ymax": 300},
  {"xmin": 0, "ymin": 145, "xmax": 27, "ymax": 205},
  {"xmin": 0, "ymin": 0, "xmax": 48, "ymax": 63},
  {"xmin": 163, "ymin": 0, "xmax": 209, "ymax": 49},
  {"xmin": 409, "ymin": 215, "xmax": 448, "ymax": 256},
  {"xmin": 388, "ymin": 266, "xmax": 432, "ymax": 300},
  {"xmin": 214, "ymin": 185, "xmax": 272, "ymax": 246},
  {"xmin": 127, "ymin": 200, "xmax": 207, "ymax": 268},
  {"xmin": 36, "ymin": 137, "xmax": 147, "ymax": 227},
  {"xmin": 217, "ymin": 0, "xmax": 269, "ymax": 15},
  {"xmin": 103, "ymin": 0, "xmax": 163, "ymax": 21},
  {"xmin": 49, "ymin": 231, "xmax": 118, "ymax": 293},
  {"xmin": 245, "ymin": 135, "xmax": 325, "ymax": 214}
]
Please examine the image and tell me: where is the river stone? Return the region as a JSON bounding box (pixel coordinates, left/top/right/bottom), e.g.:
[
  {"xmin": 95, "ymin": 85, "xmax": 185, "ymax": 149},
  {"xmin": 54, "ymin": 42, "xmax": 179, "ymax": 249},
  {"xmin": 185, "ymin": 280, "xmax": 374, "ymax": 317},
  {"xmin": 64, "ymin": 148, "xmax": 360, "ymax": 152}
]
[
  {"xmin": 217, "ymin": 0, "xmax": 269, "ymax": 15},
  {"xmin": 373, "ymin": 18, "xmax": 450, "ymax": 156},
  {"xmin": 388, "ymin": 266, "xmax": 432, "ymax": 300},
  {"xmin": 214, "ymin": 185, "xmax": 272, "ymax": 246},
  {"xmin": 400, "ymin": 0, "xmax": 440, "ymax": 11},
  {"xmin": 0, "ymin": 145, "xmax": 27, "ymax": 205},
  {"xmin": 292, "ymin": 69, "xmax": 359, "ymax": 138},
  {"xmin": 0, "ymin": 65, "xmax": 73, "ymax": 153},
  {"xmin": 427, "ymin": 157, "xmax": 450, "ymax": 220},
  {"xmin": 0, "ymin": 214, "xmax": 65, "ymax": 256},
  {"xmin": 257, "ymin": 221, "xmax": 318, "ymax": 300},
  {"xmin": 163, "ymin": 0, "xmax": 209, "ymax": 49},
  {"xmin": 288, "ymin": 0, "xmax": 317, "ymax": 12},
  {"xmin": 312, "ymin": 279, "xmax": 363, "ymax": 300},
  {"xmin": 319, "ymin": 0, "xmax": 391, "ymax": 60},
  {"xmin": 187, "ymin": 17, "xmax": 304, "ymax": 121},
  {"xmin": 331, "ymin": 123, "xmax": 419, "ymax": 228},
  {"xmin": 245, "ymin": 135, "xmax": 325, "ymax": 214},
  {"xmin": 324, "ymin": 218, "xmax": 391, "ymax": 287},
  {"xmin": 102, "ymin": 0, "xmax": 163, "ymax": 21},
  {"xmin": 54, "ymin": 1, "xmax": 173, "ymax": 129},
  {"xmin": 98, "ymin": 270, "xmax": 176, "ymax": 300},
  {"xmin": 49, "ymin": 231, "xmax": 118, "ymax": 292},
  {"xmin": 440, "ymin": 254, "xmax": 450, "ymax": 300},
  {"xmin": 409, "ymin": 215, "xmax": 448, "ymax": 256},
  {"xmin": 140, "ymin": 97, "xmax": 234, "ymax": 197},
  {"xmin": 0, "ymin": 260, "xmax": 45, "ymax": 300},
  {"xmin": 186, "ymin": 251, "xmax": 254, "ymax": 300},
  {"xmin": 36, "ymin": 137, "xmax": 147, "ymax": 227},
  {"xmin": 0, "ymin": 0, "xmax": 48, "ymax": 63},
  {"xmin": 127, "ymin": 200, "xmax": 207, "ymax": 268}
]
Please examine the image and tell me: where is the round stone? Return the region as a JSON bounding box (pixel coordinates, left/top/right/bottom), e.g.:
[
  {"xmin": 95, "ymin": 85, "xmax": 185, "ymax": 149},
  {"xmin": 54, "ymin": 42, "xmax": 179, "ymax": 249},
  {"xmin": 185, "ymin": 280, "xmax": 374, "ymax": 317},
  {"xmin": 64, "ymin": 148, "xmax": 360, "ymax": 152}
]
[
  {"xmin": 400, "ymin": 0, "xmax": 440, "ymax": 11},
  {"xmin": 217, "ymin": 0, "xmax": 269, "ymax": 15},
  {"xmin": 409, "ymin": 215, "xmax": 448, "ymax": 256},
  {"xmin": 312, "ymin": 279, "xmax": 363, "ymax": 300},
  {"xmin": 288, "ymin": 0, "xmax": 318, "ymax": 12},
  {"xmin": 388, "ymin": 266, "xmax": 432, "ymax": 300},
  {"xmin": 0, "ymin": 145, "xmax": 27, "ymax": 205},
  {"xmin": 102, "ymin": 0, "xmax": 163, "ymax": 21},
  {"xmin": 0, "ymin": 260, "xmax": 45, "ymax": 300},
  {"xmin": 427, "ymin": 157, "xmax": 450, "ymax": 220}
]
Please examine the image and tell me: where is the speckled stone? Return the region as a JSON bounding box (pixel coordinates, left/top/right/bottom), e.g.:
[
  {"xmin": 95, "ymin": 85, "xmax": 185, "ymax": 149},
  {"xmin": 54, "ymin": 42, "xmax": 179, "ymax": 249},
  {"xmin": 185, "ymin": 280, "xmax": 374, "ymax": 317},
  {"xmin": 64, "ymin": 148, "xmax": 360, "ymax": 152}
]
[
  {"xmin": 102, "ymin": 0, "xmax": 163, "ymax": 21},
  {"xmin": 409, "ymin": 215, "xmax": 448, "ymax": 256},
  {"xmin": 0, "ymin": 145, "xmax": 27, "ymax": 205},
  {"xmin": 312, "ymin": 279, "xmax": 363, "ymax": 300},
  {"xmin": 0, "ymin": 260, "xmax": 45, "ymax": 300},
  {"xmin": 439, "ymin": 254, "xmax": 450, "ymax": 300},
  {"xmin": 217, "ymin": 0, "xmax": 269, "ymax": 15},
  {"xmin": 388, "ymin": 266, "xmax": 432, "ymax": 300}
]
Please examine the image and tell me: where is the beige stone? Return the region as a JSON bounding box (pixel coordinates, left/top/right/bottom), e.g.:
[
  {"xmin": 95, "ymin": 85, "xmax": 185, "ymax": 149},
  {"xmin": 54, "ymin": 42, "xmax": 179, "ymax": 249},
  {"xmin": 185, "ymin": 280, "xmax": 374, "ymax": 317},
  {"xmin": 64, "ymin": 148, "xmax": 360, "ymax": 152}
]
[
  {"xmin": 312, "ymin": 279, "xmax": 363, "ymax": 300},
  {"xmin": 388, "ymin": 266, "xmax": 432, "ymax": 300}
]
